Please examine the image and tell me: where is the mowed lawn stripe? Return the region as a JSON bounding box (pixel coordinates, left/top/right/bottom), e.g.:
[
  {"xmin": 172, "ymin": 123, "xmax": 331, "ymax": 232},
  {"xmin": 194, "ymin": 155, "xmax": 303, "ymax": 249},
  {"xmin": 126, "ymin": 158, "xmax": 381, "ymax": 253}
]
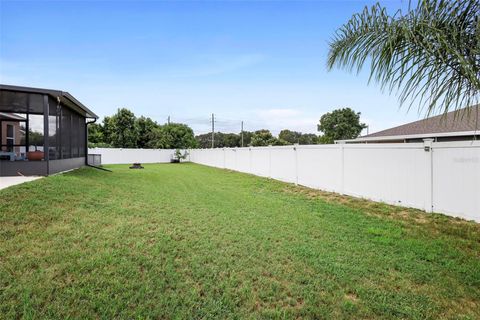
[{"xmin": 0, "ymin": 163, "xmax": 479, "ymax": 319}]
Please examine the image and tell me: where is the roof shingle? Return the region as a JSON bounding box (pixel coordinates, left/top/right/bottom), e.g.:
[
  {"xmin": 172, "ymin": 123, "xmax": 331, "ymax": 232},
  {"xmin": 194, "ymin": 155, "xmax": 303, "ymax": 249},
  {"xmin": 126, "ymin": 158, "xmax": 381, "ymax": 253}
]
[{"xmin": 364, "ymin": 105, "xmax": 480, "ymax": 138}]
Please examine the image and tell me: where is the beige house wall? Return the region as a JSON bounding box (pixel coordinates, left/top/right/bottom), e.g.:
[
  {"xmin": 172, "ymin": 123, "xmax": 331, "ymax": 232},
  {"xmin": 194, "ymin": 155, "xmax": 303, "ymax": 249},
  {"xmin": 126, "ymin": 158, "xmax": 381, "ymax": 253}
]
[{"xmin": 1, "ymin": 121, "xmax": 22, "ymax": 150}]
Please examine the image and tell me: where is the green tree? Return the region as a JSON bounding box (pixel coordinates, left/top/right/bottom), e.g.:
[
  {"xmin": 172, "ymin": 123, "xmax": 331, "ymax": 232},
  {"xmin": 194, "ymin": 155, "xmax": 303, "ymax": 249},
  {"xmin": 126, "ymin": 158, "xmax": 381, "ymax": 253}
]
[
  {"xmin": 298, "ymin": 133, "xmax": 319, "ymax": 145},
  {"xmin": 317, "ymin": 108, "xmax": 366, "ymax": 144},
  {"xmin": 250, "ymin": 129, "xmax": 278, "ymax": 146},
  {"xmin": 108, "ymin": 108, "xmax": 138, "ymax": 148},
  {"xmin": 101, "ymin": 116, "xmax": 114, "ymax": 145},
  {"xmin": 28, "ymin": 130, "xmax": 44, "ymax": 149},
  {"xmin": 136, "ymin": 116, "xmax": 159, "ymax": 148},
  {"xmin": 149, "ymin": 123, "xmax": 197, "ymax": 149},
  {"xmin": 278, "ymin": 130, "xmax": 301, "ymax": 144},
  {"xmin": 221, "ymin": 133, "xmax": 241, "ymax": 148},
  {"xmin": 272, "ymin": 138, "xmax": 289, "ymax": 146},
  {"xmin": 213, "ymin": 132, "xmax": 227, "ymax": 148},
  {"xmin": 240, "ymin": 131, "xmax": 253, "ymax": 147},
  {"xmin": 87, "ymin": 123, "xmax": 104, "ymax": 145},
  {"xmin": 195, "ymin": 132, "xmax": 242, "ymax": 148},
  {"xmin": 212, "ymin": 132, "xmax": 241, "ymax": 148},
  {"xmin": 327, "ymin": 0, "xmax": 480, "ymax": 115},
  {"xmin": 195, "ymin": 133, "xmax": 212, "ymax": 148}
]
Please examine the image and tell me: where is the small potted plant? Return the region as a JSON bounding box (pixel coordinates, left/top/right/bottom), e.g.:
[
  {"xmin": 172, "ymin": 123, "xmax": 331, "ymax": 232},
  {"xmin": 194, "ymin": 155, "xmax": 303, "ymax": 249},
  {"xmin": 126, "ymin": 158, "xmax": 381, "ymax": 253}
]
[{"xmin": 171, "ymin": 149, "xmax": 188, "ymax": 163}]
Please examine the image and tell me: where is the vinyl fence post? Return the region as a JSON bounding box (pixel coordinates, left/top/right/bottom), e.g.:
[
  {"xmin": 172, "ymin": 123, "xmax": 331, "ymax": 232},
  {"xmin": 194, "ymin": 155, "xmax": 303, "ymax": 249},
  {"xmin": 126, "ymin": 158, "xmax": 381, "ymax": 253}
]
[
  {"xmin": 234, "ymin": 148, "xmax": 237, "ymax": 171},
  {"xmin": 423, "ymin": 139, "xmax": 434, "ymax": 213},
  {"xmin": 268, "ymin": 145, "xmax": 272, "ymax": 178},
  {"xmin": 249, "ymin": 147, "xmax": 252, "ymax": 174},
  {"xmin": 294, "ymin": 145, "xmax": 298, "ymax": 185},
  {"xmin": 340, "ymin": 143, "xmax": 345, "ymax": 194},
  {"xmin": 223, "ymin": 148, "xmax": 226, "ymax": 169}
]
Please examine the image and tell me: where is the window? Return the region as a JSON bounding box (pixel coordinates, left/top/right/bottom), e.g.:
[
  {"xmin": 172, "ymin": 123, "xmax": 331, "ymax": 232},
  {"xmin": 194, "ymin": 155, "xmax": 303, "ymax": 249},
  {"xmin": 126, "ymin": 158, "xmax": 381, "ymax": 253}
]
[
  {"xmin": 1, "ymin": 115, "xmax": 26, "ymax": 158},
  {"xmin": 28, "ymin": 114, "xmax": 44, "ymax": 152},
  {"xmin": 6, "ymin": 124, "xmax": 14, "ymax": 150}
]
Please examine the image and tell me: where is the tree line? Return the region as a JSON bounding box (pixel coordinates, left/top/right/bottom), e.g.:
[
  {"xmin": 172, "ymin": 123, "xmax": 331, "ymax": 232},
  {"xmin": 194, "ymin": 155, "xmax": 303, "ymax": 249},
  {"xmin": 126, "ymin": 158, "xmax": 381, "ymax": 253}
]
[
  {"xmin": 88, "ymin": 108, "xmax": 196, "ymax": 149},
  {"xmin": 195, "ymin": 130, "xmax": 321, "ymax": 148},
  {"xmin": 89, "ymin": 107, "xmax": 366, "ymax": 149}
]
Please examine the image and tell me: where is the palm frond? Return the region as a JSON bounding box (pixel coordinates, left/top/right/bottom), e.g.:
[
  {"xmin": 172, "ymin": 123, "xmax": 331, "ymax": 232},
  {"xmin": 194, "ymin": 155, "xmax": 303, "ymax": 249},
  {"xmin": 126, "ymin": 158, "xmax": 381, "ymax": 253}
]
[{"xmin": 328, "ymin": 0, "xmax": 480, "ymax": 116}]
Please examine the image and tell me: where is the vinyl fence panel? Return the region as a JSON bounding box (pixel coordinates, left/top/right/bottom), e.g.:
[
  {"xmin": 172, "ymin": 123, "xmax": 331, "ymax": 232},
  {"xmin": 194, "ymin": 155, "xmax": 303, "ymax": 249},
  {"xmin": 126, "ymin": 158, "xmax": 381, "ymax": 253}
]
[
  {"xmin": 431, "ymin": 142, "xmax": 480, "ymax": 221},
  {"xmin": 225, "ymin": 148, "xmax": 236, "ymax": 170},
  {"xmin": 250, "ymin": 148, "xmax": 270, "ymax": 177},
  {"xmin": 235, "ymin": 148, "xmax": 251, "ymax": 173},
  {"xmin": 188, "ymin": 141, "xmax": 480, "ymax": 222},
  {"xmin": 88, "ymin": 148, "xmax": 174, "ymax": 164},
  {"xmin": 342, "ymin": 144, "xmax": 427, "ymax": 210},
  {"xmin": 270, "ymin": 147, "xmax": 296, "ymax": 183},
  {"xmin": 296, "ymin": 145, "xmax": 342, "ymax": 192}
]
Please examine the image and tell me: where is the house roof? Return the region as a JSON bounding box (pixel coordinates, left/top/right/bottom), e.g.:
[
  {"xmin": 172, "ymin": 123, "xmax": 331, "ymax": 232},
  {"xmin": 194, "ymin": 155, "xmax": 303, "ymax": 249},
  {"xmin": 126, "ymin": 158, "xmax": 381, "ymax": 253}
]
[
  {"xmin": 360, "ymin": 105, "xmax": 480, "ymax": 140},
  {"xmin": 0, "ymin": 112, "xmax": 26, "ymax": 121},
  {"xmin": 0, "ymin": 84, "xmax": 98, "ymax": 119}
]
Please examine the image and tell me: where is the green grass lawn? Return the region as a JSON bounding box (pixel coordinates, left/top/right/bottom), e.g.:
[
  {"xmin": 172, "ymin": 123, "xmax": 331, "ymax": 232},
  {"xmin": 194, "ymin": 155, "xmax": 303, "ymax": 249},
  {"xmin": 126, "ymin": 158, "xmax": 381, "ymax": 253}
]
[{"xmin": 1, "ymin": 163, "xmax": 479, "ymax": 319}]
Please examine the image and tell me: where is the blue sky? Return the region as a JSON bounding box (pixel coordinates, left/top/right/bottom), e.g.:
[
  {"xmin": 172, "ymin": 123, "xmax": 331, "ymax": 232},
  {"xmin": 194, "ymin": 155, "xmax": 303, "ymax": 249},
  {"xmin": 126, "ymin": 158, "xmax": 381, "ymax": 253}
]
[{"xmin": 0, "ymin": 0, "xmax": 421, "ymax": 135}]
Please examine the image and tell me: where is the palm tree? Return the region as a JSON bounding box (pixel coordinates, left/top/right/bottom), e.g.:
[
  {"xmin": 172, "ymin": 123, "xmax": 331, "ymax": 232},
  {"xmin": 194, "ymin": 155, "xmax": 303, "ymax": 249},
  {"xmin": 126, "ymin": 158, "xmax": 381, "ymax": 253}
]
[{"xmin": 327, "ymin": 0, "xmax": 479, "ymax": 116}]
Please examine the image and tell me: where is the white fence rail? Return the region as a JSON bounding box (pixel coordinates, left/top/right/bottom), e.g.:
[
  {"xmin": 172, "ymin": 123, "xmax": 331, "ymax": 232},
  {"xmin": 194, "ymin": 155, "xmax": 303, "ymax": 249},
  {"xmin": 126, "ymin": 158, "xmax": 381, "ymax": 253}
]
[{"xmin": 189, "ymin": 141, "xmax": 480, "ymax": 222}]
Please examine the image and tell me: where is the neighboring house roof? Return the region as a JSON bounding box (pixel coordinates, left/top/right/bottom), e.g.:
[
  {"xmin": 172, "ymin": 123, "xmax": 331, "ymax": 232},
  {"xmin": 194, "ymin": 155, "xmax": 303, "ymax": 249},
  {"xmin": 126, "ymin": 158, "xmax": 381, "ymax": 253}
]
[
  {"xmin": 338, "ymin": 105, "xmax": 480, "ymax": 143},
  {"xmin": 0, "ymin": 112, "xmax": 26, "ymax": 121},
  {"xmin": 0, "ymin": 84, "xmax": 98, "ymax": 119}
]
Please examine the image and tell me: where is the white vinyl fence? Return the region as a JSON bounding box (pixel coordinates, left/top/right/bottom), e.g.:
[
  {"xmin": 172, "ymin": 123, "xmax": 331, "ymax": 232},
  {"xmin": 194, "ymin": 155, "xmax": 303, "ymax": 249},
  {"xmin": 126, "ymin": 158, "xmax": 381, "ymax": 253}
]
[
  {"xmin": 88, "ymin": 148, "xmax": 175, "ymax": 165},
  {"xmin": 189, "ymin": 141, "xmax": 480, "ymax": 222}
]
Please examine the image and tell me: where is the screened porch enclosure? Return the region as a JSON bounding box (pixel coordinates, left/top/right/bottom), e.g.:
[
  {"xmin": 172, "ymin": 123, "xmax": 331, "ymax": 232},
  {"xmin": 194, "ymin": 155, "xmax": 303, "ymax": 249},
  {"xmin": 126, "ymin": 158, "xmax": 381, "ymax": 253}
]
[{"xmin": 0, "ymin": 85, "xmax": 97, "ymax": 176}]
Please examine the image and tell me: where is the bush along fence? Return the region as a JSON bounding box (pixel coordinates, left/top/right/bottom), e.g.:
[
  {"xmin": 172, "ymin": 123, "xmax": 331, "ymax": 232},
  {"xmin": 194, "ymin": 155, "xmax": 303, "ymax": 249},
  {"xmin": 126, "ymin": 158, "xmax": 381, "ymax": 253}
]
[{"xmin": 188, "ymin": 140, "xmax": 480, "ymax": 222}]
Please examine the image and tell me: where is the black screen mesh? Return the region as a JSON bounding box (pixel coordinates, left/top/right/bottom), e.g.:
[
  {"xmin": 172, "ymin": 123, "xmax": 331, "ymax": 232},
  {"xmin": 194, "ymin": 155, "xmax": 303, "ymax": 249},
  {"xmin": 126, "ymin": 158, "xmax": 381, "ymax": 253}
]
[
  {"xmin": 1, "ymin": 91, "xmax": 87, "ymax": 161},
  {"xmin": 61, "ymin": 107, "xmax": 71, "ymax": 159},
  {"xmin": 58, "ymin": 106, "xmax": 86, "ymax": 159},
  {"xmin": 71, "ymin": 112, "xmax": 79, "ymax": 158},
  {"xmin": 79, "ymin": 117, "xmax": 86, "ymax": 157}
]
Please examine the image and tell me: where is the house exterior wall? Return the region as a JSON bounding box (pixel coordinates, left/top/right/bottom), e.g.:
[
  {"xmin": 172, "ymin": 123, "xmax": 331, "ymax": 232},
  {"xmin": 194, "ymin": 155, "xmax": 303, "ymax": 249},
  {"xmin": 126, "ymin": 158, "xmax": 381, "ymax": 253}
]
[
  {"xmin": 0, "ymin": 161, "xmax": 48, "ymax": 176},
  {"xmin": 0, "ymin": 158, "xmax": 86, "ymax": 176},
  {"xmin": 1, "ymin": 121, "xmax": 22, "ymax": 145},
  {"xmin": 49, "ymin": 157, "xmax": 85, "ymax": 175}
]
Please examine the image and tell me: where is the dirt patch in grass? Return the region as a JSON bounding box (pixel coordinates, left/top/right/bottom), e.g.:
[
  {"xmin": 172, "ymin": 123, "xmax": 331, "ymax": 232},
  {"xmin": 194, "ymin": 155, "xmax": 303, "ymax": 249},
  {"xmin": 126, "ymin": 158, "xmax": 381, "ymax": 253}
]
[{"xmin": 345, "ymin": 292, "xmax": 359, "ymax": 303}]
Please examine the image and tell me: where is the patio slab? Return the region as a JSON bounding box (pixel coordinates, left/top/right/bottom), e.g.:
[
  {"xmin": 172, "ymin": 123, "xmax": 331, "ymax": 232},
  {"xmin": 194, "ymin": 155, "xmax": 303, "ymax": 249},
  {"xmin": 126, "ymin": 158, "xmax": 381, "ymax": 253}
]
[{"xmin": 0, "ymin": 176, "xmax": 42, "ymax": 191}]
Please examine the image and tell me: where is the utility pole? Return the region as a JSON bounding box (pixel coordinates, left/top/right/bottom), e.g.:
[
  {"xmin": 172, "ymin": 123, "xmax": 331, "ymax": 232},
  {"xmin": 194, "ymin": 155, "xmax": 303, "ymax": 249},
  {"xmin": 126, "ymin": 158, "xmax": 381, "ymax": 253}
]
[
  {"xmin": 167, "ymin": 116, "xmax": 170, "ymax": 125},
  {"xmin": 241, "ymin": 121, "xmax": 244, "ymax": 147},
  {"xmin": 211, "ymin": 113, "xmax": 215, "ymax": 148}
]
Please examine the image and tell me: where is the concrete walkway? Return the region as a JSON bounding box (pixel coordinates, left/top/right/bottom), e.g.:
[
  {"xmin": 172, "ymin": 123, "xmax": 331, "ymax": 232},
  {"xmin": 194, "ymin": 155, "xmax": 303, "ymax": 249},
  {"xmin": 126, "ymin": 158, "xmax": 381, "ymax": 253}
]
[{"xmin": 0, "ymin": 176, "xmax": 42, "ymax": 191}]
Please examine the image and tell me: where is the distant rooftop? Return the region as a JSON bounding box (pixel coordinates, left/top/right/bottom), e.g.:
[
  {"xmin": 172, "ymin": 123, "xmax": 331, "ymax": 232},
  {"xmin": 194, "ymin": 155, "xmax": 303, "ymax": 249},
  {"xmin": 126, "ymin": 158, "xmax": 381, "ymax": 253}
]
[
  {"xmin": 336, "ymin": 105, "xmax": 480, "ymax": 143},
  {"xmin": 363, "ymin": 106, "xmax": 480, "ymax": 139}
]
